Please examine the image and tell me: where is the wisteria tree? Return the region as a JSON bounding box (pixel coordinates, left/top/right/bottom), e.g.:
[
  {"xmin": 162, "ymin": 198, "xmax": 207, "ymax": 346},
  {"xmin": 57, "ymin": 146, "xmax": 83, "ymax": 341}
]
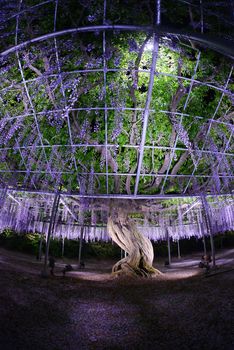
[{"xmin": 0, "ymin": 0, "xmax": 233, "ymax": 276}]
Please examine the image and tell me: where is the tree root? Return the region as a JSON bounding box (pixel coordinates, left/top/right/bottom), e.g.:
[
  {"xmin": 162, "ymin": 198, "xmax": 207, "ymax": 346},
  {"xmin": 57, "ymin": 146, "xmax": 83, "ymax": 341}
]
[{"xmin": 111, "ymin": 257, "xmax": 162, "ymax": 278}]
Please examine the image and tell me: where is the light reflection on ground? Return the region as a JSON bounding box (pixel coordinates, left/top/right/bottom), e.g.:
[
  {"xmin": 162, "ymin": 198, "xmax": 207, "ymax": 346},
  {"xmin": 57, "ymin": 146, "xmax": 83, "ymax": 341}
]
[
  {"xmin": 0, "ymin": 247, "xmax": 234, "ymax": 349},
  {"xmin": 54, "ymin": 248, "xmax": 234, "ymax": 281}
]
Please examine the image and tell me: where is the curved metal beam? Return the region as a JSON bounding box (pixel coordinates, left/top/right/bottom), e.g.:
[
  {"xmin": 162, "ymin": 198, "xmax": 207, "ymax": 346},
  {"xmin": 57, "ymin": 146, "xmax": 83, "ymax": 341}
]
[{"xmin": 1, "ymin": 24, "xmax": 233, "ymax": 59}]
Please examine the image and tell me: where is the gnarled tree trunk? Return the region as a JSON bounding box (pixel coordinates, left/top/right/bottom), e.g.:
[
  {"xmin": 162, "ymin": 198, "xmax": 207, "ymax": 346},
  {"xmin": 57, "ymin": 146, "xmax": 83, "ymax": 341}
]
[{"xmin": 107, "ymin": 208, "xmax": 161, "ymax": 278}]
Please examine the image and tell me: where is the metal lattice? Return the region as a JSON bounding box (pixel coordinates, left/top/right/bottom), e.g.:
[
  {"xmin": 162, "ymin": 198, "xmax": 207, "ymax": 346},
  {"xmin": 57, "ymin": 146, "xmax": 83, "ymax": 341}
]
[{"xmin": 0, "ymin": 0, "xmax": 233, "ymax": 200}]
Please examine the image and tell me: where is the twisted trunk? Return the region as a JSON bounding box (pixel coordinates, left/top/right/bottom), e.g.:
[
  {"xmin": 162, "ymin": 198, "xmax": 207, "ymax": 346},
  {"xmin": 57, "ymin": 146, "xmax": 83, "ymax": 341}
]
[{"xmin": 107, "ymin": 209, "xmax": 161, "ymax": 277}]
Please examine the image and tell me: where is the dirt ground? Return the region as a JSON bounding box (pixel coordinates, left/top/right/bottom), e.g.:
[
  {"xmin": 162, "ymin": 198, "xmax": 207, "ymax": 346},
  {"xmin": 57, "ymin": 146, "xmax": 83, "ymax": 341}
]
[{"xmin": 0, "ymin": 247, "xmax": 234, "ymax": 350}]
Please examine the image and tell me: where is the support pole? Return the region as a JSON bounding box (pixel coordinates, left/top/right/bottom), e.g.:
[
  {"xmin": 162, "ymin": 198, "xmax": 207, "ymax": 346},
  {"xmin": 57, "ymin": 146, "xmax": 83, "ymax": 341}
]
[
  {"xmin": 166, "ymin": 228, "xmax": 171, "ymax": 266},
  {"xmin": 78, "ymin": 226, "xmax": 84, "ymax": 267},
  {"xmin": 62, "ymin": 236, "xmax": 65, "ymax": 257},
  {"xmin": 201, "ymin": 195, "xmax": 216, "ymax": 268},
  {"xmin": 201, "ymin": 223, "xmax": 207, "ymax": 256},
  {"xmin": 38, "ymin": 231, "xmax": 44, "ymax": 261},
  {"xmin": 38, "ymin": 220, "xmax": 45, "ymax": 261},
  {"xmin": 198, "ymin": 209, "xmax": 207, "ymax": 256},
  {"xmin": 42, "ymin": 192, "xmax": 60, "ymax": 276},
  {"xmin": 177, "ymin": 240, "xmax": 181, "ymax": 259}
]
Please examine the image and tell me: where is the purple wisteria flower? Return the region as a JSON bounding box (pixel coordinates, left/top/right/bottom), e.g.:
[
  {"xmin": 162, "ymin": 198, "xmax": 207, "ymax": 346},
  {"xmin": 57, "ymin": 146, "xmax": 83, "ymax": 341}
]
[{"xmin": 87, "ymin": 14, "xmax": 96, "ymax": 22}]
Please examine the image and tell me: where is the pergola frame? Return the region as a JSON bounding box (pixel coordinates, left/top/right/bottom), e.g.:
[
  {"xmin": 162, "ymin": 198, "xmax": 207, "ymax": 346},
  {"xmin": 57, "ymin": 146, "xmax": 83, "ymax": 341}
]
[{"xmin": 0, "ymin": 0, "xmax": 233, "ymax": 197}]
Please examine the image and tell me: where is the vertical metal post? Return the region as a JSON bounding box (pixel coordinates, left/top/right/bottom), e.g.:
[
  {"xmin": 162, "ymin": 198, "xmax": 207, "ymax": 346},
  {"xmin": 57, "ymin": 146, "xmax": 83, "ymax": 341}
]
[
  {"xmin": 78, "ymin": 226, "xmax": 84, "ymax": 267},
  {"xmin": 177, "ymin": 240, "xmax": 181, "ymax": 259},
  {"xmin": 198, "ymin": 208, "xmax": 207, "ymax": 256},
  {"xmin": 38, "ymin": 230, "xmax": 44, "ymax": 261},
  {"xmin": 201, "ymin": 223, "xmax": 207, "ymax": 256},
  {"xmin": 62, "ymin": 236, "xmax": 65, "ymax": 257},
  {"xmin": 166, "ymin": 228, "xmax": 171, "ymax": 265},
  {"xmin": 201, "ymin": 196, "xmax": 216, "ymax": 267},
  {"xmin": 42, "ymin": 193, "xmax": 60, "ymax": 276}
]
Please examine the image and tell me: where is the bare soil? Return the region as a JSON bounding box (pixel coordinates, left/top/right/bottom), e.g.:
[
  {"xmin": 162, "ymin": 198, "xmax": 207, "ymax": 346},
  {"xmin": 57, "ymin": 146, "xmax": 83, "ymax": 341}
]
[{"xmin": 0, "ymin": 247, "xmax": 234, "ymax": 350}]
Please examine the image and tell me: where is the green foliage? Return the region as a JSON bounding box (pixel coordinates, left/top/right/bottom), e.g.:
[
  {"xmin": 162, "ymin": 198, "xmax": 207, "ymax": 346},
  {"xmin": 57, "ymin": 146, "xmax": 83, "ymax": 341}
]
[
  {"xmin": 0, "ymin": 228, "xmax": 119, "ymax": 259},
  {"xmin": 215, "ymin": 230, "xmax": 234, "ymax": 248},
  {"xmin": 48, "ymin": 238, "xmax": 63, "ymax": 258},
  {"xmin": 0, "ymin": 229, "xmax": 42, "ymax": 255},
  {"xmin": 62, "ymin": 238, "xmax": 79, "ymax": 258},
  {"xmin": 1, "ymin": 228, "xmax": 234, "ymax": 259},
  {"xmin": 0, "ymin": 1, "xmax": 232, "ymax": 195},
  {"xmin": 84, "ymin": 241, "xmax": 120, "ymax": 258},
  {"xmin": 153, "ymin": 238, "xmax": 205, "ymax": 257}
]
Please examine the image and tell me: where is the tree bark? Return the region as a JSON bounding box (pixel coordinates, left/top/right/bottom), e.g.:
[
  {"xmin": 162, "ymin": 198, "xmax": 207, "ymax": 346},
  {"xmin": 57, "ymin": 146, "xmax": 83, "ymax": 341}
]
[{"xmin": 107, "ymin": 208, "xmax": 161, "ymax": 277}]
